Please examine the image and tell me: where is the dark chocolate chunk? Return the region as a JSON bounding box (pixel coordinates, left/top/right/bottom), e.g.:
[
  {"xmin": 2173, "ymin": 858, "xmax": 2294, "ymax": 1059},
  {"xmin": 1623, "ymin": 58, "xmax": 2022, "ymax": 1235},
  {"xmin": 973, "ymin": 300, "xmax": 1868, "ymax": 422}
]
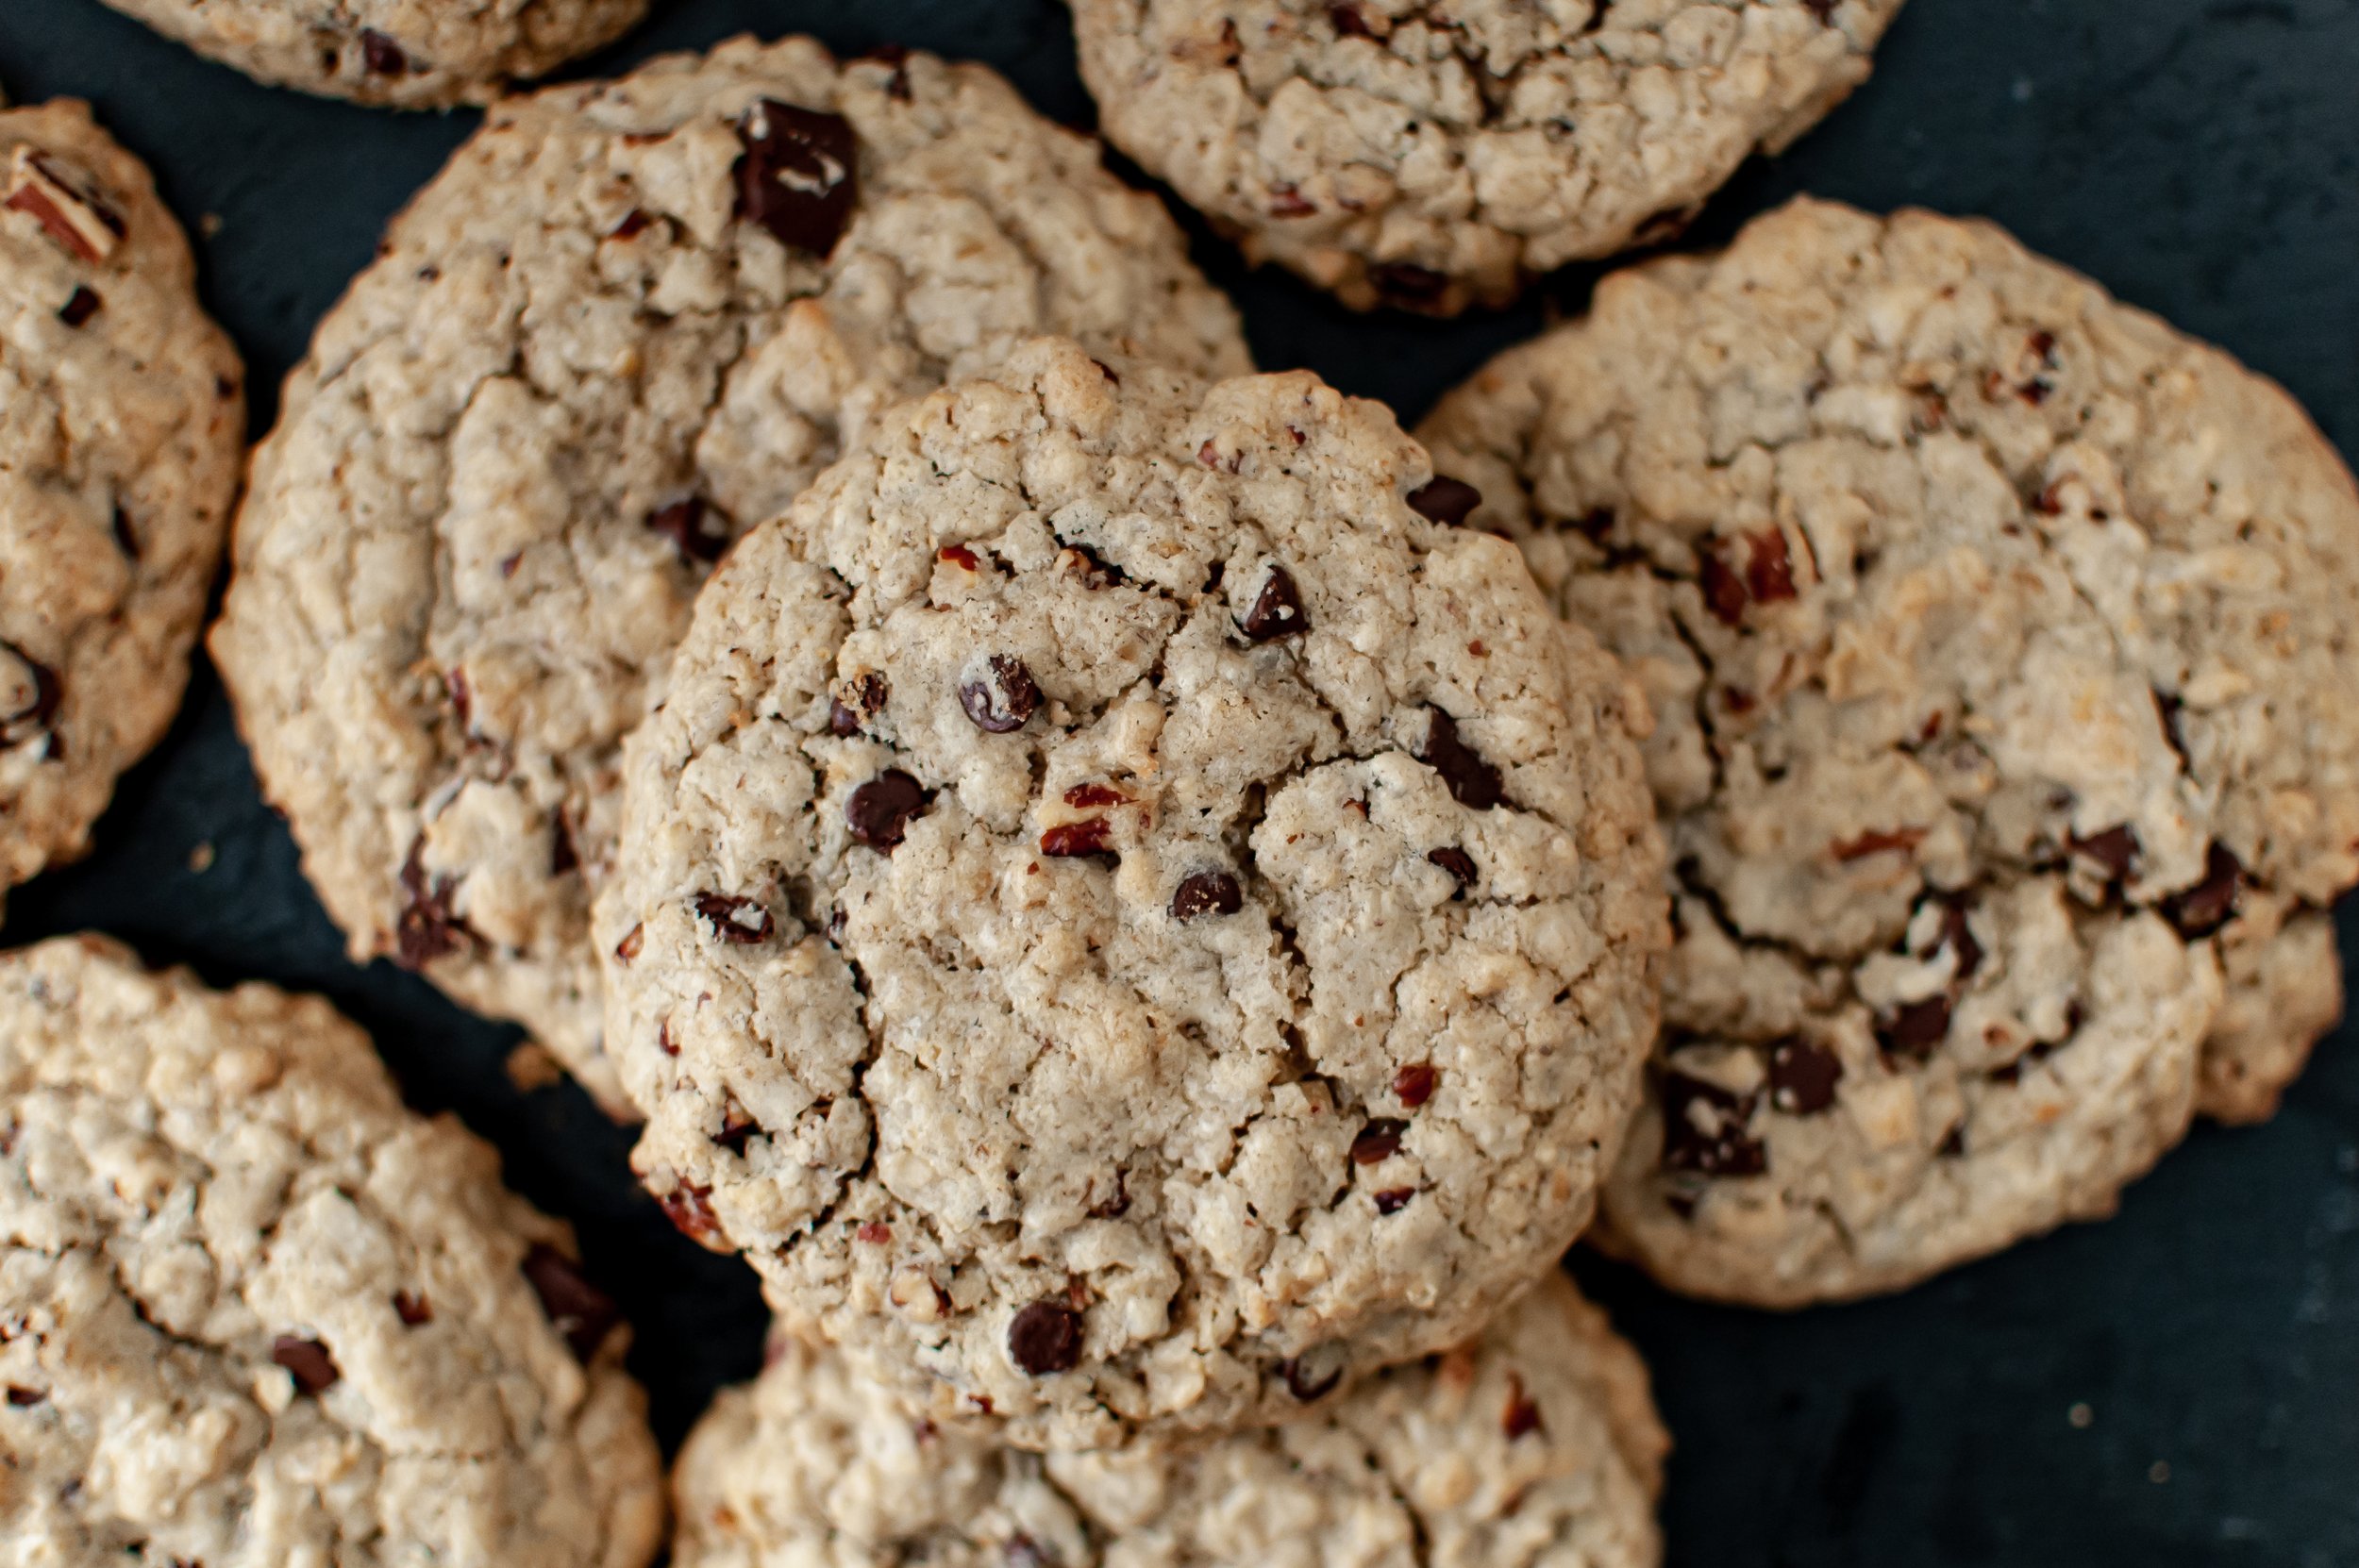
[
  {"xmin": 692, "ymin": 892, "xmax": 774, "ymax": 945},
  {"xmin": 959, "ymin": 655, "xmax": 1040, "ymax": 732},
  {"xmin": 847, "ymin": 770, "xmax": 929, "ymax": 852},
  {"xmin": 1171, "ymin": 870, "xmax": 1243, "ymax": 921},
  {"xmin": 1427, "ymin": 846, "xmax": 1477, "ymax": 892},
  {"xmin": 1351, "ymin": 1118, "xmax": 1407, "ymax": 1164},
  {"xmin": 734, "ymin": 101, "xmax": 860, "ymax": 257},
  {"xmin": 2160, "ymin": 842, "xmax": 2245, "ymax": 940},
  {"xmin": 1659, "ymin": 1071, "xmax": 1765, "ymax": 1176},
  {"xmin": 271, "ymin": 1336, "xmax": 340, "ymax": 1394},
  {"xmin": 1420, "ymin": 709, "xmax": 1504, "ymax": 810},
  {"xmin": 1237, "ymin": 567, "xmax": 1309, "ymax": 642},
  {"xmin": 1406, "ymin": 475, "xmax": 1481, "ymax": 527},
  {"xmin": 1007, "ymin": 1299, "xmax": 1083, "ymax": 1376},
  {"xmin": 1765, "ymin": 1038, "xmax": 1842, "ymax": 1115}
]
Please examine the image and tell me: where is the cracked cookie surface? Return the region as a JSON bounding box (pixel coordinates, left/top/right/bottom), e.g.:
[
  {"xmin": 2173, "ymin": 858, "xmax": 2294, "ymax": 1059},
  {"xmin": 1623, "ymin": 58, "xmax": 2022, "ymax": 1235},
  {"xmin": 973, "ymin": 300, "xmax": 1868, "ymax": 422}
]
[
  {"xmin": 671, "ymin": 1272, "xmax": 1665, "ymax": 1568},
  {"xmin": 94, "ymin": 0, "xmax": 653, "ymax": 108},
  {"xmin": 1071, "ymin": 0, "xmax": 1904, "ymax": 314},
  {"xmin": 0, "ymin": 101, "xmax": 243, "ymax": 914},
  {"xmin": 0, "ymin": 936, "xmax": 662, "ymax": 1568},
  {"xmin": 596, "ymin": 337, "xmax": 1665, "ymax": 1448},
  {"xmin": 212, "ymin": 37, "xmax": 1251, "ymax": 1114},
  {"xmin": 1417, "ymin": 197, "xmax": 2359, "ymax": 1305}
]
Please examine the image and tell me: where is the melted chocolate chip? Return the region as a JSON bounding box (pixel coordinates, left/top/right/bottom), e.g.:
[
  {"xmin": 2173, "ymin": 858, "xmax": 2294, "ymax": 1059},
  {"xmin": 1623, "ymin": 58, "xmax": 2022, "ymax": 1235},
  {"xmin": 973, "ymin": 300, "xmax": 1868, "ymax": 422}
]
[
  {"xmin": 2067, "ymin": 824, "xmax": 2140, "ymax": 884},
  {"xmin": 1280, "ymin": 1351, "xmax": 1342, "ymax": 1401},
  {"xmin": 693, "ymin": 892, "xmax": 774, "ymax": 945},
  {"xmin": 734, "ymin": 101, "xmax": 860, "ymax": 257},
  {"xmin": 959, "ymin": 655, "xmax": 1040, "ymax": 732},
  {"xmin": 1659, "ymin": 1072, "xmax": 1765, "ymax": 1176},
  {"xmin": 1040, "ymin": 818, "xmax": 1116, "ymax": 861},
  {"xmin": 828, "ymin": 699, "xmax": 861, "ymax": 736},
  {"xmin": 359, "ymin": 28, "xmax": 409, "ymax": 75},
  {"xmin": 1502, "ymin": 1375, "xmax": 1545, "ymax": 1439},
  {"xmin": 393, "ymin": 1292, "xmax": 432, "ymax": 1326},
  {"xmin": 647, "ymin": 497, "xmax": 730, "ymax": 562},
  {"xmin": 57, "ymin": 286, "xmax": 99, "ymax": 326},
  {"xmin": 1374, "ymin": 1187, "xmax": 1416, "ymax": 1214},
  {"xmin": 1351, "ymin": 1118, "xmax": 1407, "ymax": 1164},
  {"xmin": 1420, "ymin": 709, "xmax": 1504, "ymax": 810},
  {"xmin": 2160, "ymin": 843, "xmax": 2245, "ymax": 940},
  {"xmin": 1238, "ymin": 566, "xmax": 1309, "ymax": 642},
  {"xmin": 1007, "ymin": 1299, "xmax": 1083, "ymax": 1376},
  {"xmin": 1406, "ymin": 475, "xmax": 1481, "ymax": 527},
  {"xmin": 1393, "ymin": 1061, "xmax": 1437, "ymax": 1109},
  {"xmin": 847, "ymin": 770, "xmax": 929, "ymax": 852},
  {"xmin": 1745, "ymin": 529, "xmax": 1798, "ymax": 603},
  {"xmin": 1766, "ymin": 1039, "xmax": 1842, "ymax": 1115},
  {"xmin": 271, "ymin": 1336, "xmax": 340, "ymax": 1394},
  {"xmin": 1426, "ymin": 846, "xmax": 1478, "ymax": 892},
  {"xmin": 1171, "ymin": 870, "xmax": 1243, "ymax": 921},
  {"xmin": 521, "ymin": 1243, "xmax": 620, "ymax": 1360},
  {"xmin": 1878, "ymin": 995, "xmax": 1952, "ymax": 1063}
]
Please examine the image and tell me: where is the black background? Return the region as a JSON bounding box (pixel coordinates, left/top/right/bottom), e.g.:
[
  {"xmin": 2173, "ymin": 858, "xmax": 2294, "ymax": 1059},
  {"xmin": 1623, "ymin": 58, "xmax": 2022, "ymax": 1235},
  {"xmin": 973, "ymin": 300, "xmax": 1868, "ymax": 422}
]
[{"xmin": 1, "ymin": 2, "xmax": 2354, "ymax": 1563}]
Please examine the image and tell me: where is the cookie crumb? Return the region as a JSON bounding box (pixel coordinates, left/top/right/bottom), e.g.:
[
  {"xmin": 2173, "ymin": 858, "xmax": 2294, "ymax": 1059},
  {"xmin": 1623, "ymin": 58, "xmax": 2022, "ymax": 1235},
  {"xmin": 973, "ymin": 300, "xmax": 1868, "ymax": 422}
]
[
  {"xmin": 2067, "ymin": 1401, "xmax": 2093, "ymax": 1428},
  {"xmin": 505, "ymin": 1041, "xmax": 563, "ymax": 1093},
  {"xmin": 187, "ymin": 841, "xmax": 215, "ymax": 874}
]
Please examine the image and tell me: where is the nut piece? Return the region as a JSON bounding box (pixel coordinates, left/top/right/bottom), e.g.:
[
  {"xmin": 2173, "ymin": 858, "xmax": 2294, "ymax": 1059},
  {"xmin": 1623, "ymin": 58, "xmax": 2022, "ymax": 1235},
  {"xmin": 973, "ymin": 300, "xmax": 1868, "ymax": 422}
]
[{"xmin": 5, "ymin": 147, "xmax": 125, "ymax": 263}]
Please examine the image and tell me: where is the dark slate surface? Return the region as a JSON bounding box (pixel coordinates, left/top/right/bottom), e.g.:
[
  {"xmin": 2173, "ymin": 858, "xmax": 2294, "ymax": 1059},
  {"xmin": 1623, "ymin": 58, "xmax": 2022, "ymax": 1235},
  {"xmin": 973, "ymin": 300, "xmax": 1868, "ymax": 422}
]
[{"xmin": 0, "ymin": 2, "xmax": 2352, "ymax": 1563}]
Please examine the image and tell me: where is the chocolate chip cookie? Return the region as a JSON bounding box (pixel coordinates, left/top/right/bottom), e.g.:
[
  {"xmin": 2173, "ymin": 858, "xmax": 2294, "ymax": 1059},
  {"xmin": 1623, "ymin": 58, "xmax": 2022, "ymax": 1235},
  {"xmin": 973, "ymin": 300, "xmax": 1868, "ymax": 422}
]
[
  {"xmin": 0, "ymin": 935, "xmax": 663, "ymax": 1568},
  {"xmin": 1071, "ymin": 0, "xmax": 1905, "ymax": 313},
  {"xmin": 673, "ymin": 1273, "xmax": 1665, "ymax": 1568},
  {"xmin": 211, "ymin": 37, "xmax": 1252, "ymax": 1114},
  {"xmin": 0, "ymin": 101, "xmax": 243, "ymax": 917},
  {"xmin": 1417, "ymin": 197, "xmax": 2359, "ymax": 1305},
  {"xmin": 594, "ymin": 337, "xmax": 1666, "ymax": 1448},
  {"xmin": 93, "ymin": 0, "xmax": 652, "ymax": 108}
]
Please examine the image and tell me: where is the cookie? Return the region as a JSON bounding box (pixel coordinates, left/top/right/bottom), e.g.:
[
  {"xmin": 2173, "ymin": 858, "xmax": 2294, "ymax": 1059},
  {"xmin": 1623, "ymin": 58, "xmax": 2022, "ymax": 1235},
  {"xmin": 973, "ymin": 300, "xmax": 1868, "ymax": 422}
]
[
  {"xmin": 1416, "ymin": 197, "xmax": 2359, "ymax": 1305},
  {"xmin": 93, "ymin": 0, "xmax": 652, "ymax": 108},
  {"xmin": 672, "ymin": 1273, "xmax": 1665, "ymax": 1568},
  {"xmin": 0, "ymin": 935, "xmax": 663, "ymax": 1568},
  {"xmin": 595, "ymin": 336, "xmax": 1666, "ymax": 1448},
  {"xmin": 211, "ymin": 37, "xmax": 1253, "ymax": 1114},
  {"xmin": 0, "ymin": 101, "xmax": 243, "ymax": 916},
  {"xmin": 1071, "ymin": 0, "xmax": 1905, "ymax": 314}
]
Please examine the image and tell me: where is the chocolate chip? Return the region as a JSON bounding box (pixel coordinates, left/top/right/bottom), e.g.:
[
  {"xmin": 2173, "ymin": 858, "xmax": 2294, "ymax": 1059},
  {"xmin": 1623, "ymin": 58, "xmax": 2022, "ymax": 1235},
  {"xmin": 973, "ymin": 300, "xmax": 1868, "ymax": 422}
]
[
  {"xmin": 660, "ymin": 1184, "xmax": 724, "ymax": 1246},
  {"xmin": 692, "ymin": 892, "xmax": 774, "ymax": 945},
  {"xmin": 1372, "ymin": 262, "xmax": 1449, "ymax": 309},
  {"xmin": 1697, "ymin": 542, "xmax": 1748, "ymax": 626},
  {"xmin": 1502, "ymin": 1375, "xmax": 1545, "ymax": 1439},
  {"xmin": 110, "ymin": 506, "xmax": 138, "ymax": 560},
  {"xmin": 1659, "ymin": 1072, "xmax": 1765, "ymax": 1176},
  {"xmin": 734, "ymin": 100, "xmax": 859, "ymax": 258},
  {"xmin": 58, "ymin": 286, "xmax": 99, "ymax": 326},
  {"xmin": 1171, "ymin": 870, "xmax": 1243, "ymax": 921},
  {"xmin": 2067, "ymin": 824, "xmax": 2140, "ymax": 884},
  {"xmin": 1351, "ymin": 1118, "xmax": 1407, "ymax": 1164},
  {"xmin": 1403, "ymin": 475, "xmax": 1483, "ymax": 529},
  {"xmin": 394, "ymin": 839, "xmax": 470, "ymax": 968},
  {"xmin": 1007, "ymin": 1299, "xmax": 1082, "ymax": 1376},
  {"xmin": 959, "ymin": 655, "xmax": 1040, "ymax": 732},
  {"xmin": 5, "ymin": 1384, "xmax": 43, "ymax": 1406},
  {"xmin": 359, "ymin": 28, "xmax": 410, "ymax": 74},
  {"xmin": 1374, "ymin": 1187, "xmax": 1416, "ymax": 1214},
  {"xmin": 829, "ymin": 699, "xmax": 861, "ymax": 736},
  {"xmin": 1878, "ymin": 995, "xmax": 1952, "ymax": 1063},
  {"xmin": 1279, "ymin": 1351, "xmax": 1342, "ymax": 1401},
  {"xmin": 521, "ymin": 1243, "xmax": 620, "ymax": 1360},
  {"xmin": 1766, "ymin": 1039, "xmax": 1842, "ymax": 1115},
  {"xmin": 0, "ymin": 641, "xmax": 61, "ymax": 748},
  {"xmin": 1237, "ymin": 566, "xmax": 1309, "ymax": 642},
  {"xmin": 1420, "ymin": 709, "xmax": 1504, "ymax": 810},
  {"xmin": 1330, "ymin": 2, "xmax": 1377, "ymax": 36},
  {"xmin": 847, "ymin": 770, "xmax": 929, "ymax": 852},
  {"xmin": 2161, "ymin": 843, "xmax": 2245, "ymax": 940},
  {"xmin": 647, "ymin": 497, "xmax": 730, "ymax": 562},
  {"xmin": 1426, "ymin": 846, "xmax": 1477, "ymax": 892},
  {"xmin": 1040, "ymin": 818, "xmax": 1116, "ymax": 861},
  {"xmin": 1745, "ymin": 529, "xmax": 1798, "ymax": 603},
  {"xmin": 833, "ymin": 672, "xmax": 888, "ymax": 735},
  {"xmin": 392, "ymin": 1291, "xmax": 432, "ymax": 1326},
  {"xmin": 271, "ymin": 1336, "xmax": 340, "ymax": 1394},
  {"xmin": 1393, "ymin": 1061, "xmax": 1437, "ymax": 1108}
]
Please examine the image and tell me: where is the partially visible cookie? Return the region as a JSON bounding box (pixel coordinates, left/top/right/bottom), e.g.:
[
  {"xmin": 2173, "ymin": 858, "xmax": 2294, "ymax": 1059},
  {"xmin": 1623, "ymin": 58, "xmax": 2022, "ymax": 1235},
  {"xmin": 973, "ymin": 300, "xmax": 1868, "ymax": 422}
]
[
  {"xmin": 595, "ymin": 338, "xmax": 1666, "ymax": 1448},
  {"xmin": 212, "ymin": 37, "xmax": 1252, "ymax": 1114},
  {"xmin": 1417, "ymin": 197, "xmax": 2359, "ymax": 1305},
  {"xmin": 93, "ymin": 0, "xmax": 652, "ymax": 108},
  {"xmin": 673, "ymin": 1273, "xmax": 1665, "ymax": 1568},
  {"xmin": 0, "ymin": 102, "xmax": 243, "ymax": 914},
  {"xmin": 0, "ymin": 935, "xmax": 663, "ymax": 1568},
  {"xmin": 1071, "ymin": 0, "xmax": 1906, "ymax": 313}
]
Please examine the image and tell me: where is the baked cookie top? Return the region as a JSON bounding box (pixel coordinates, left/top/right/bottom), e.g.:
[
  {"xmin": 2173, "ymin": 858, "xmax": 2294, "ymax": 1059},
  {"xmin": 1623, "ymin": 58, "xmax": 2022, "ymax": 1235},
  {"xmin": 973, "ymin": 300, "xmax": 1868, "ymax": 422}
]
[
  {"xmin": 1417, "ymin": 197, "xmax": 2359, "ymax": 1305},
  {"xmin": 596, "ymin": 338, "xmax": 1665, "ymax": 1448},
  {"xmin": 673, "ymin": 1272, "xmax": 1664, "ymax": 1568},
  {"xmin": 0, "ymin": 936, "xmax": 663, "ymax": 1568},
  {"xmin": 0, "ymin": 100, "xmax": 243, "ymax": 910},
  {"xmin": 94, "ymin": 0, "xmax": 653, "ymax": 108},
  {"xmin": 1071, "ymin": 0, "xmax": 1905, "ymax": 314},
  {"xmin": 212, "ymin": 37, "xmax": 1252, "ymax": 1114}
]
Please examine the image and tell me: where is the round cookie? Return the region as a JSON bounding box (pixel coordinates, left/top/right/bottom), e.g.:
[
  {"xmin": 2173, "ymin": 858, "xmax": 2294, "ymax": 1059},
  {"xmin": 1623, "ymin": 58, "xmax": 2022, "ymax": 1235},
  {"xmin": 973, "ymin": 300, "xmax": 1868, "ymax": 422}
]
[
  {"xmin": 672, "ymin": 1273, "xmax": 1666, "ymax": 1568},
  {"xmin": 211, "ymin": 37, "xmax": 1252, "ymax": 1115},
  {"xmin": 93, "ymin": 0, "xmax": 653, "ymax": 109},
  {"xmin": 1070, "ymin": 0, "xmax": 1905, "ymax": 314},
  {"xmin": 0, "ymin": 935, "xmax": 663, "ymax": 1568},
  {"xmin": 1416, "ymin": 197, "xmax": 2359, "ymax": 1306},
  {"xmin": 0, "ymin": 101, "xmax": 243, "ymax": 914},
  {"xmin": 595, "ymin": 337, "xmax": 1666, "ymax": 1448}
]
